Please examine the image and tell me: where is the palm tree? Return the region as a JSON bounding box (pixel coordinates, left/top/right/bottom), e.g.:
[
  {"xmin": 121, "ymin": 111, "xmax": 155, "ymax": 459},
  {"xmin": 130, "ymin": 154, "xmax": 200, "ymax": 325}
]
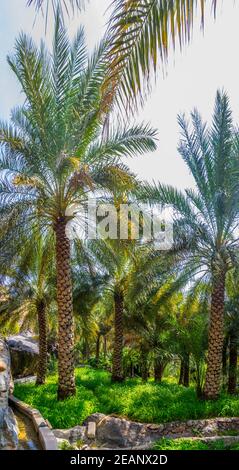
[
  {"xmin": 0, "ymin": 234, "xmax": 55, "ymax": 385},
  {"xmin": 143, "ymin": 90, "xmax": 239, "ymax": 399},
  {"xmin": 28, "ymin": 1, "xmax": 218, "ymax": 112},
  {"xmin": 0, "ymin": 11, "xmax": 157, "ymax": 398},
  {"xmin": 88, "ymin": 239, "xmax": 136, "ymax": 381}
]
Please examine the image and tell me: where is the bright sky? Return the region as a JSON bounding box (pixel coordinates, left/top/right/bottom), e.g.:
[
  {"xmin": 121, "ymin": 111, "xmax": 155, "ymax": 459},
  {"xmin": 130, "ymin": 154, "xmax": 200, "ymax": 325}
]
[{"xmin": 1, "ymin": 0, "xmax": 239, "ymax": 190}]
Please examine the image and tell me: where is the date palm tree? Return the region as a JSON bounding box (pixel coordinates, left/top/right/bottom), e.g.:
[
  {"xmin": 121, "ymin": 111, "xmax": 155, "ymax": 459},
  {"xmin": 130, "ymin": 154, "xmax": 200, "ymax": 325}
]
[
  {"xmin": 0, "ymin": 233, "xmax": 56, "ymax": 385},
  {"xmin": 0, "ymin": 11, "xmax": 157, "ymax": 398},
  {"xmin": 142, "ymin": 90, "xmax": 239, "ymax": 399}
]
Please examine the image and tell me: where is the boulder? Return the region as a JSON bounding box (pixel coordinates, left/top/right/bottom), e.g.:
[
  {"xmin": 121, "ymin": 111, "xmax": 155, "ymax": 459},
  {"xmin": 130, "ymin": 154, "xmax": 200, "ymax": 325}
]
[
  {"xmin": 0, "ymin": 407, "xmax": 18, "ymax": 449},
  {"xmin": 53, "ymin": 425, "xmax": 86, "ymax": 444},
  {"xmin": 7, "ymin": 334, "xmax": 39, "ymax": 378},
  {"xmin": 96, "ymin": 415, "xmax": 150, "ymax": 448},
  {"xmin": 0, "ymin": 337, "xmax": 18, "ymax": 449}
]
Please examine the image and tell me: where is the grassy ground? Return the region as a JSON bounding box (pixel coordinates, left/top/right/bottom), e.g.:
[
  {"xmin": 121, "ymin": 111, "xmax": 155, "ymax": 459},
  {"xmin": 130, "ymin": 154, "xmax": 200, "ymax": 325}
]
[
  {"xmin": 14, "ymin": 367, "xmax": 239, "ymax": 429},
  {"xmin": 152, "ymin": 438, "xmax": 239, "ymax": 450}
]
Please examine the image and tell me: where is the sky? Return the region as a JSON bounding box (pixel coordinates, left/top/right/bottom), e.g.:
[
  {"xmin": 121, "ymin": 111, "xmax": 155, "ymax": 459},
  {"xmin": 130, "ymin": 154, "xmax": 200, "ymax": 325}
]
[{"xmin": 1, "ymin": 0, "xmax": 239, "ymax": 190}]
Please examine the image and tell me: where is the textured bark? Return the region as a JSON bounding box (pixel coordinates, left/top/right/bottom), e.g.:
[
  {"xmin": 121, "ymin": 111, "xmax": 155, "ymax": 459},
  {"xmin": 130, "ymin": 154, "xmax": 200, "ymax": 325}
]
[
  {"xmin": 103, "ymin": 336, "xmax": 107, "ymax": 359},
  {"xmin": 178, "ymin": 355, "xmax": 190, "ymax": 387},
  {"xmin": 183, "ymin": 353, "xmax": 190, "ymax": 387},
  {"xmin": 112, "ymin": 291, "xmax": 124, "ymax": 382},
  {"xmin": 36, "ymin": 300, "xmax": 48, "ymax": 385},
  {"xmin": 55, "ymin": 217, "xmax": 76, "ymax": 400},
  {"xmin": 203, "ymin": 272, "xmax": 225, "ymax": 400},
  {"xmin": 222, "ymin": 334, "xmax": 229, "ymax": 386},
  {"xmin": 154, "ymin": 359, "xmax": 164, "ymax": 383},
  {"xmin": 178, "ymin": 359, "xmax": 184, "ymax": 385},
  {"xmin": 95, "ymin": 334, "xmax": 101, "ymax": 367},
  {"xmin": 228, "ymin": 333, "xmax": 238, "ymax": 395}
]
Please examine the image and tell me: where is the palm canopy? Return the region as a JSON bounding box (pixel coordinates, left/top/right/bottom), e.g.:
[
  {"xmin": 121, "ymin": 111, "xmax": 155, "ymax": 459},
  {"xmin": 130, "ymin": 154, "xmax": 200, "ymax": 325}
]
[
  {"xmin": 143, "ymin": 90, "xmax": 239, "ymax": 282},
  {"xmin": 0, "ymin": 11, "xmax": 157, "ymax": 245},
  {"xmin": 28, "ymin": 1, "xmax": 218, "ymax": 113},
  {"xmin": 0, "ymin": 233, "xmax": 55, "ymax": 334}
]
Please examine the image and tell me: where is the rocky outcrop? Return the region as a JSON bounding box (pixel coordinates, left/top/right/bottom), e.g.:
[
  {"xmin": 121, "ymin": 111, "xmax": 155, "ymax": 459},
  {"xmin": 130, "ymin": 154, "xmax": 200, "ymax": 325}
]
[
  {"xmin": 7, "ymin": 334, "xmax": 39, "ymax": 378},
  {"xmin": 82, "ymin": 413, "xmax": 239, "ymax": 448},
  {"xmin": 0, "ymin": 337, "xmax": 18, "ymax": 449}
]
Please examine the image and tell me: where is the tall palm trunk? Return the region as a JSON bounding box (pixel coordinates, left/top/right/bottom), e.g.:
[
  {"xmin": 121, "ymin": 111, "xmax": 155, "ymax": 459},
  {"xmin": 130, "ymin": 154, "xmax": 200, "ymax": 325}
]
[
  {"xmin": 203, "ymin": 272, "xmax": 225, "ymax": 400},
  {"xmin": 36, "ymin": 299, "xmax": 48, "ymax": 385},
  {"xmin": 183, "ymin": 352, "xmax": 190, "ymax": 387},
  {"xmin": 103, "ymin": 335, "xmax": 107, "ymax": 359},
  {"xmin": 228, "ymin": 332, "xmax": 238, "ymax": 395},
  {"xmin": 222, "ymin": 334, "xmax": 229, "ymax": 387},
  {"xmin": 178, "ymin": 354, "xmax": 190, "ymax": 387},
  {"xmin": 55, "ymin": 217, "xmax": 76, "ymax": 400},
  {"xmin": 112, "ymin": 290, "xmax": 124, "ymax": 382},
  {"xmin": 178, "ymin": 359, "xmax": 184, "ymax": 385},
  {"xmin": 95, "ymin": 334, "xmax": 101, "ymax": 367},
  {"xmin": 154, "ymin": 359, "xmax": 165, "ymax": 383}
]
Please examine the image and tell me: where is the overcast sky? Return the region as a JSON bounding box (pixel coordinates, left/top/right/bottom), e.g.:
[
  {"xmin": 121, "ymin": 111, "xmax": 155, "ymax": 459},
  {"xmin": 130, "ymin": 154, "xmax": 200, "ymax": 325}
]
[{"xmin": 1, "ymin": 0, "xmax": 239, "ymax": 190}]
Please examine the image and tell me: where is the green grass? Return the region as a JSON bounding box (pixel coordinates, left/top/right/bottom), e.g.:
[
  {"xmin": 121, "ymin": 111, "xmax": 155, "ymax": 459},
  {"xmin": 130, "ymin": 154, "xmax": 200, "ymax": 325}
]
[
  {"xmin": 153, "ymin": 438, "xmax": 239, "ymax": 451},
  {"xmin": 14, "ymin": 367, "xmax": 239, "ymax": 429}
]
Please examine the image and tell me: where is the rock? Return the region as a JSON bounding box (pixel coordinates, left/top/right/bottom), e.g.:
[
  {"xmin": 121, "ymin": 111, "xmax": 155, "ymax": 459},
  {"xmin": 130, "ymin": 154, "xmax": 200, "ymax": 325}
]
[
  {"xmin": 202, "ymin": 423, "xmax": 218, "ymax": 436},
  {"xmin": 0, "ymin": 407, "xmax": 19, "ymax": 449},
  {"xmin": 54, "ymin": 425, "xmax": 86, "ymax": 444},
  {"xmin": 83, "ymin": 413, "xmax": 106, "ymax": 426},
  {"xmin": 7, "ymin": 334, "xmax": 39, "ymax": 378},
  {"xmin": 0, "ymin": 337, "xmax": 18, "ymax": 449},
  {"xmin": 96, "ymin": 416, "xmax": 150, "ymax": 448},
  {"xmin": 53, "ymin": 429, "xmax": 71, "ymax": 440},
  {"xmin": 87, "ymin": 422, "xmax": 96, "ymax": 439}
]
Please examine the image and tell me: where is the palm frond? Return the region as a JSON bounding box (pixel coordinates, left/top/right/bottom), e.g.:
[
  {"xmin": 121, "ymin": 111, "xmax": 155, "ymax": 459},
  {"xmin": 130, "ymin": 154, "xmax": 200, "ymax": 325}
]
[{"xmin": 104, "ymin": 0, "xmax": 218, "ymax": 112}]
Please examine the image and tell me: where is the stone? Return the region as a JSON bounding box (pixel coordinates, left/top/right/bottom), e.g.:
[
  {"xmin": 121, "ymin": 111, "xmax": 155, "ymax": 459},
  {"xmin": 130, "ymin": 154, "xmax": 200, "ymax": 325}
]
[
  {"xmin": 7, "ymin": 334, "xmax": 39, "ymax": 378},
  {"xmin": 96, "ymin": 416, "xmax": 150, "ymax": 448},
  {"xmin": 53, "ymin": 425, "xmax": 86, "ymax": 443},
  {"xmin": 0, "ymin": 337, "xmax": 19, "ymax": 449},
  {"xmin": 83, "ymin": 413, "xmax": 106, "ymax": 426},
  {"xmin": 87, "ymin": 421, "xmax": 96, "ymax": 439},
  {"xmin": 0, "ymin": 407, "xmax": 18, "ymax": 449}
]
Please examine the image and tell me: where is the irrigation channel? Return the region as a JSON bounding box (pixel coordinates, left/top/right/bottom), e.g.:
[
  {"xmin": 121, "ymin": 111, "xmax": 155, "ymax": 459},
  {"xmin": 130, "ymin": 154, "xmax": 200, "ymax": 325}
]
[{"xmin": 13, "ymin": 409, "xmax": 42, "ymax": 450}]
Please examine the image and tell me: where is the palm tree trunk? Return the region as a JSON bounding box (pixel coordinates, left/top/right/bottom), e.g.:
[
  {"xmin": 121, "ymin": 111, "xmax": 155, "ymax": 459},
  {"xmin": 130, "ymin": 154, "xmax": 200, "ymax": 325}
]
[
  {"xmin": 203, "ymin": 272, "xmax": 225, "ymax": 400},
  {"xmin": 178, "ymin": 359, "xmax": 184, "ymax": 385},
  {"xmin": 178, "ymin": 355, "xmax": 190, "ymax": 387},
  {"xmin": 55, "ymin": 217, "xmax": 76, "ymax": 400},
  {"xmin": 103, "ymin": 335, "xmax": 107, "ymax": 359},
  {"xmin": 112, "ymin": 291, "xmax": 124, "ymax": 381},
  {"xmin": 222, "ymin": 334, "xmax": 229, "ymax": 387},
  {"xmin": 183, "ymin": 353, "xmax": 190, "ymax": 387},
  {"xmin": 154, "ymin": 359, "xmax": 164, "ymax": 383},
  {"xmin": 36, "ymin": 300, "xmax": 48, "ymax": 385},
  {"xmin": 95, "ymin": 334, "xmax": 101, "ymax": 367},
  {"xmin": 228, "ymin": 332, "xmax": 237, "ymax": 395}
]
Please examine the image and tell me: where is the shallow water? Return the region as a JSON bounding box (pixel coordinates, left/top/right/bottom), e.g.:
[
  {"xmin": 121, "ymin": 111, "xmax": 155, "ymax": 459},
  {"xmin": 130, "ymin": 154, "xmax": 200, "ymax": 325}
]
[{"xmin": 13, "ymin": 410, "xmax": 42, "ymax": 450}]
